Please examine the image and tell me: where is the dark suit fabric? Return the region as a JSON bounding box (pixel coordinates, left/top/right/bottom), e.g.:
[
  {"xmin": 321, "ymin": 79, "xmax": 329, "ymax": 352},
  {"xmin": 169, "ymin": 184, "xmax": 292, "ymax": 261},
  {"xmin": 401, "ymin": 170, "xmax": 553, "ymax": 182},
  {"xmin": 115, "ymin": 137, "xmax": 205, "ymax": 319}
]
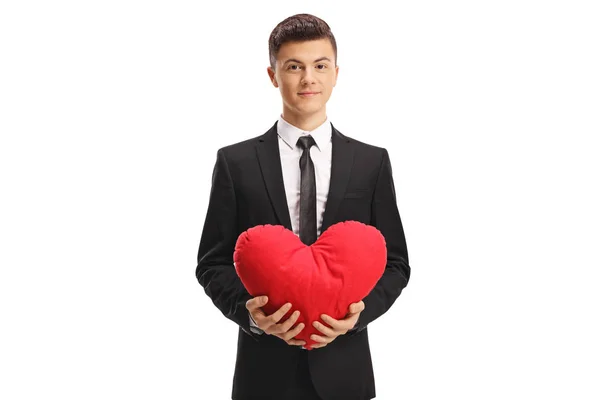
[{"xmin": 195, "ymin": 121, "xmax": 410, "ymax": 400}]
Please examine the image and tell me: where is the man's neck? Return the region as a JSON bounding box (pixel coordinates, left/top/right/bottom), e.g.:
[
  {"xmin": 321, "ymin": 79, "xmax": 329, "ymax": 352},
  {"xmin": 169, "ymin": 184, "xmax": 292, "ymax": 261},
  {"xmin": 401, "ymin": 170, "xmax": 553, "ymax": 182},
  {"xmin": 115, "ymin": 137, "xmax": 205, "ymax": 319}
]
[{"xmin": 281, "ymin": 110, "xmax": 327, "ymax": 132}]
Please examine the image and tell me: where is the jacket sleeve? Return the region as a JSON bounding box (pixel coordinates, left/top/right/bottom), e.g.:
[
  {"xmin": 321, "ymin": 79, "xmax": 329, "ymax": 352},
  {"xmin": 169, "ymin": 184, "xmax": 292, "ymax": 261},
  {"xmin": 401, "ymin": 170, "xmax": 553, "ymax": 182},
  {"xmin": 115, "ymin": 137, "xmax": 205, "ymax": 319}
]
[
  {"xmin": 195, "ymin": 148, "xmax": 257, "ymax": 339},
  {"xmin": 353, "ymin": 148, "xmax": 411, "ymax": 333}
]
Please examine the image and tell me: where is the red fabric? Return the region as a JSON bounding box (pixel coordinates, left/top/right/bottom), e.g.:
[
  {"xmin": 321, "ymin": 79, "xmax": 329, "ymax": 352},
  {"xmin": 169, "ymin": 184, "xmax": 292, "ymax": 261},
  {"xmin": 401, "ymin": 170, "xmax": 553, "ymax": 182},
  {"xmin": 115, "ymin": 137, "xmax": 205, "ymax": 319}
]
[{"xmin": 234, "ymin": 220, "xmax": 386, "ymax": 350}]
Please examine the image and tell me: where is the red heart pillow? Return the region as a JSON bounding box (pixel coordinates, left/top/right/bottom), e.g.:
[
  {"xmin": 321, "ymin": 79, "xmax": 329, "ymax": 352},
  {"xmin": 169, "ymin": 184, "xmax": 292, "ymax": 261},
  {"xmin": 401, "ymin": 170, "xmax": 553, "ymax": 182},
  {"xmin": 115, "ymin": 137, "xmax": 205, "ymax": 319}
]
[{"xmin": 233, "ymin": 220, "xmax": 386, "ymax": 350}]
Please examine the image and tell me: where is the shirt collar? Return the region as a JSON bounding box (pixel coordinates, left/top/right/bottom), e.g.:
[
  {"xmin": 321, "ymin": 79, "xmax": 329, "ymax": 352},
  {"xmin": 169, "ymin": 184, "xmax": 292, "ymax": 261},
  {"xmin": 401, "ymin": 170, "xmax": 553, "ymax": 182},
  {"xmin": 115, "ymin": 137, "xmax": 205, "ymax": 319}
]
[{"xmin": 277, "ymin": 114, "xmax": 332, "ymax": 151}]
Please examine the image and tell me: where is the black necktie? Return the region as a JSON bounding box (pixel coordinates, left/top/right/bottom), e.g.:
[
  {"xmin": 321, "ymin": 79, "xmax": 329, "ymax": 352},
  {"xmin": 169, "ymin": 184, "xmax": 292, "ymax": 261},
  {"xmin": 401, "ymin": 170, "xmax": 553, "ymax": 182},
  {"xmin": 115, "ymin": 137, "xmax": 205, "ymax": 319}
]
[{"xmin": 297, "ymin": 135, "xmax": 317, "ymax": 245}]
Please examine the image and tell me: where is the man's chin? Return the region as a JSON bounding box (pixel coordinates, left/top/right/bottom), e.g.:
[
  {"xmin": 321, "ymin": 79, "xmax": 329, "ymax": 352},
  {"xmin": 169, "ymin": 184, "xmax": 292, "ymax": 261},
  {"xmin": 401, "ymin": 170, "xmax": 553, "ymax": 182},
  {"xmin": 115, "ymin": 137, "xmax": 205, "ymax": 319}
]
[{"xmin": 296, "ymin": 104, "xmax": 325, "ymax": 114}]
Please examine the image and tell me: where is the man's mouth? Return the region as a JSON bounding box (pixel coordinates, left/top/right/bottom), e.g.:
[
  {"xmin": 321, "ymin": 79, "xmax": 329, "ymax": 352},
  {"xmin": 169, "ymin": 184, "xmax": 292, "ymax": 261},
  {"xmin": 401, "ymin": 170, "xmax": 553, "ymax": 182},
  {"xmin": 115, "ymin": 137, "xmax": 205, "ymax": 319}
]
[{"xmin": 298, "ymin": 92, "xmax": 320, "ymax": 97}]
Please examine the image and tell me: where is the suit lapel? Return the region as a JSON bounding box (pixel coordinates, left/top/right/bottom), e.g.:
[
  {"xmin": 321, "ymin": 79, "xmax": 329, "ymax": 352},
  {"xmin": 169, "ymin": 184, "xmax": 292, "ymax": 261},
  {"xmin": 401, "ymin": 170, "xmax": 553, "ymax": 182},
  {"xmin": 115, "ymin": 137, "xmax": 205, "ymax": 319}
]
[
  {"xmin": 321, "ymin": 124, "xmax": 354, "ymax": 233},
  {"xmin": 255, "ymin": 121, "xmax": 354, "ymax": 234},
  {"xmin": 255, "ymin": 121, "xmax": 293, "ymax": 231}
]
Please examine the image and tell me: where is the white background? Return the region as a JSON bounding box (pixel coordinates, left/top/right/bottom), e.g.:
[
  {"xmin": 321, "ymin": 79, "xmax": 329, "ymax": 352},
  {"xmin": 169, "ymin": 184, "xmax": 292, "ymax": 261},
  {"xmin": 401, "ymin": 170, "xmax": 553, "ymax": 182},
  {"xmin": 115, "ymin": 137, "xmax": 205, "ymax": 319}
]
[{"xmin": 1, "ymin": 1, "xmax": 599, "ymax": 399}]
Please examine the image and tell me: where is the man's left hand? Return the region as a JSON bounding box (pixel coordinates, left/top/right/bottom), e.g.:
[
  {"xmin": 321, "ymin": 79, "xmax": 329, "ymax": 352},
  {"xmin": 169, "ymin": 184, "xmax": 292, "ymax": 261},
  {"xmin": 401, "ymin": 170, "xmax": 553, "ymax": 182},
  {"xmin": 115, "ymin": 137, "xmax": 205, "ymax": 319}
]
[{"xmin": 310, "ymin": 301, "xmax": 365, "ymax": 349}]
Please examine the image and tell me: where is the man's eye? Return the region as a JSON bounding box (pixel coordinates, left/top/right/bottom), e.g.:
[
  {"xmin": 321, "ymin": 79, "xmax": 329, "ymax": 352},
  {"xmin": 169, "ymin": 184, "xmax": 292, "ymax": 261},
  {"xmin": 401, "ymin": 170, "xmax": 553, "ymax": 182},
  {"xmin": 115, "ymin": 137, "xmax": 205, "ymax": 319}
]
[
  {"xmin": 316, "ymin": 64, "xmax": 327, "ymax": 69},
  {"xmin": 289, "ymin": 65, "xmax": 301, "ymax": 70}
]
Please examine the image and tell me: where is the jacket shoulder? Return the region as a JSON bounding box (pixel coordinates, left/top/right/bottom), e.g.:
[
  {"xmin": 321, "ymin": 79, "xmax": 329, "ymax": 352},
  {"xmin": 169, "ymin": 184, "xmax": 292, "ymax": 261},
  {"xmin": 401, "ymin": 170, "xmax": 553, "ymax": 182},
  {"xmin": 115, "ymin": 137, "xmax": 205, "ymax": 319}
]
[
  {"xmin": 335, "ymin": 127, "xmax": 388, "ymax": 158},
  {"xmin": 217, "ymin": 135, "xmax": 261, "ymax": 155},
  {"xmin": 214, "ymin": 124, "xmax": 275, "ymax": 161}
]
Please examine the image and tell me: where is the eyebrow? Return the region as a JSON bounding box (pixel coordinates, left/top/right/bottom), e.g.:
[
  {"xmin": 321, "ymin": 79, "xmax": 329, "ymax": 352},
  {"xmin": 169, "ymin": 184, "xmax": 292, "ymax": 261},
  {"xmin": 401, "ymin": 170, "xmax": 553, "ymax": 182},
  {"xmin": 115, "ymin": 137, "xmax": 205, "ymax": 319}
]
[{"xmin": 283, "ymin": 57, "xmax": 332, "ymax": 65}]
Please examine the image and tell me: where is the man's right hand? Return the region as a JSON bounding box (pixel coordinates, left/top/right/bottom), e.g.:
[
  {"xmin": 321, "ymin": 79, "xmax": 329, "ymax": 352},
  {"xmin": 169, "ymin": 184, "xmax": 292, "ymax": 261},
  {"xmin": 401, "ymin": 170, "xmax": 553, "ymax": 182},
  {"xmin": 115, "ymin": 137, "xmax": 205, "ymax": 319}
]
[{"xmin": 246, "ymin": 296, "xmax": 305, "ymax": 347}]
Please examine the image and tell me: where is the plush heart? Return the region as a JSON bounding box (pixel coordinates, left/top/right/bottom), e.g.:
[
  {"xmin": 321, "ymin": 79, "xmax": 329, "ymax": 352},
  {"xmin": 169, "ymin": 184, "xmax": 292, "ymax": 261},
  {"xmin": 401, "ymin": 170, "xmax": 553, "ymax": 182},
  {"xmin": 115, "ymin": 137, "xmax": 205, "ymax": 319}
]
[{"xmin": 233, "ymin": 220, "xmax": 386, "ymax": 350}]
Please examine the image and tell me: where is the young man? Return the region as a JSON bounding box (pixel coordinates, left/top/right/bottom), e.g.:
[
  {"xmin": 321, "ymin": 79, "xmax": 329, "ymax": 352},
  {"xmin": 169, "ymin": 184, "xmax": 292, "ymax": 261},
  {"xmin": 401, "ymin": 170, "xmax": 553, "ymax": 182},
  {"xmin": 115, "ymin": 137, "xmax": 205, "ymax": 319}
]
[{"xmin": 195, "ymin": 13, "xmax": 410, "ymax": 400}]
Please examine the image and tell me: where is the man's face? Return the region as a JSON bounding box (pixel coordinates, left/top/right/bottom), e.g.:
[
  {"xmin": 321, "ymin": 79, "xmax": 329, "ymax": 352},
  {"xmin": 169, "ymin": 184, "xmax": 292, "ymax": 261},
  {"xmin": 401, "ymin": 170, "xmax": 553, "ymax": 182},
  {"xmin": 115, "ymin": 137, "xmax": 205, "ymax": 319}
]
[{"xmin": 268, "ymin": 39, "xmax": 339, "ymax": 119}]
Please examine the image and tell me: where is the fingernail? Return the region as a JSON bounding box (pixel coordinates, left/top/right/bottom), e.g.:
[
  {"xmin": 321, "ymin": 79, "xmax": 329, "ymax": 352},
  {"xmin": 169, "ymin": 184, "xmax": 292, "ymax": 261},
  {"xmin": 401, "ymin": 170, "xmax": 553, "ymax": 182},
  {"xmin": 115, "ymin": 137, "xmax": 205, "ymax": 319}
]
[
  {"xmin": 262, "ymin": 296, "xmax": 268, "ymax": 303},
  {"xmin": 293, "ymin": 311, "xmax": 299, "ymax": 317}
]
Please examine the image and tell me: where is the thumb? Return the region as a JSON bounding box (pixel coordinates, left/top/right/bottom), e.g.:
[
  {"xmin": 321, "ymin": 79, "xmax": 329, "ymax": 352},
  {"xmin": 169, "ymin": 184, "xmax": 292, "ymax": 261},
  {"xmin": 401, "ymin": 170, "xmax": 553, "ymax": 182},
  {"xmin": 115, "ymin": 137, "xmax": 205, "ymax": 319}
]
[
  {"xmin": 351, "ymin": 301, "xmax": 364, "ymax": 314},
  {"xmin": 247, "ymin": 296, "xmax": 268, "ymax": 310}
]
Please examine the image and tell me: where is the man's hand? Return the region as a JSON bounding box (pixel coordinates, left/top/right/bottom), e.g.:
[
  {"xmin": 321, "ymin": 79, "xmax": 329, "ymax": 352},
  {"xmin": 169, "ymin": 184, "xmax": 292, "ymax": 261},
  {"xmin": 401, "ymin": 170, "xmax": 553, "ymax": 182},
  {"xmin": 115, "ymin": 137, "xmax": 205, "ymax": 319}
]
[
  {"xmin": 310, "ymin": 301, "xmax": 365, "ymax": 349},
  {"xmin": 246, "ymin": 296, "xmax": 306, "ymax": 347}
]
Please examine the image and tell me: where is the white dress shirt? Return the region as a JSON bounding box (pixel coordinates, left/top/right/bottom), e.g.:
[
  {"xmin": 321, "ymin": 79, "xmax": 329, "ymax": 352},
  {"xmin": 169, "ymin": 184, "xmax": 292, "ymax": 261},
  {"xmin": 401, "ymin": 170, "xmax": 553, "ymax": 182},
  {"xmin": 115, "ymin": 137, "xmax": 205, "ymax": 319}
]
[{"xmin": 276, "ymin": 114, "xmax": 332, "ymax": 238}]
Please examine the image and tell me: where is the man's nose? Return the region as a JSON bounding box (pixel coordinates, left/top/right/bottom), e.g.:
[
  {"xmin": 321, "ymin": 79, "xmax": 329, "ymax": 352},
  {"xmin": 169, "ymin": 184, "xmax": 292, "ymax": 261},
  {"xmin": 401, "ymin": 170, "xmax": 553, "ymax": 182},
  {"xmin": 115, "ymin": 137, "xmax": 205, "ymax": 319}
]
[{"xmin": 301, "ymin": 69, "xmax": 316, "ymax": 84}]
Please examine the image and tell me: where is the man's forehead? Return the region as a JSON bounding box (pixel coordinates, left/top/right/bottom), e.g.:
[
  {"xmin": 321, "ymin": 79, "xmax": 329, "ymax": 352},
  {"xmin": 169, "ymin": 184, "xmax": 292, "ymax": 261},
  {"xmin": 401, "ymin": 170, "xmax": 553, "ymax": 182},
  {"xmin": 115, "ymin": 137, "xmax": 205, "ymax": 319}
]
[{"xmin": 277, "ymin": 40, "xmax": 335, "ymax": 63}]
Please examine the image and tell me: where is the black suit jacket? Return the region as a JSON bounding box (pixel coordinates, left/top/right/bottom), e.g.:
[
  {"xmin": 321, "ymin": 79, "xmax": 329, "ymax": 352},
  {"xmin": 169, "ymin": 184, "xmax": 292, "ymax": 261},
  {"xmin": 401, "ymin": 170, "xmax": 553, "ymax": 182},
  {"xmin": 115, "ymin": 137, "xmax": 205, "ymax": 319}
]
[{"xmin": 195, "ymin": 121, "xmax": 410, "ymax": 400}]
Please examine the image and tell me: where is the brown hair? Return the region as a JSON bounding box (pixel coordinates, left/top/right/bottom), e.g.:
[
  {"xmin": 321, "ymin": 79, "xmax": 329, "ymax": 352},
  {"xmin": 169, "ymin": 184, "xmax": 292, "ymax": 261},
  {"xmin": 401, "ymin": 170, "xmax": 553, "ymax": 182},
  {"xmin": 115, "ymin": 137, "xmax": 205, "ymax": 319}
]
[{"xmin": 268, "ymin": 13, "xmax": 337, "ymax": 70}]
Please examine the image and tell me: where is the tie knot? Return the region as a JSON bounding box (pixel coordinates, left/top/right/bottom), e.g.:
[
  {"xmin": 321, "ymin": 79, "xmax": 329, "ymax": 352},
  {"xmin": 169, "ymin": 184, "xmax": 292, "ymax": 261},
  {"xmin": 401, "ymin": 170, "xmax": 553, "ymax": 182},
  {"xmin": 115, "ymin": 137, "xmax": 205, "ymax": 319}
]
[{"xmin": 297, "ymin": 135, "xmax": 316, "ymax": 151}]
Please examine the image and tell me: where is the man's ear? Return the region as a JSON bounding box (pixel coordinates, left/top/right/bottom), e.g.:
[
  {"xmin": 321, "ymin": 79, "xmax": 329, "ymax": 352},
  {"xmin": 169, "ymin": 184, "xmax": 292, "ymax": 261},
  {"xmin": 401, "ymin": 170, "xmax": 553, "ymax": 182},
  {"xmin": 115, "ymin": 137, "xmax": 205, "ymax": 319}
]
[
  {"xmin": 267, "ymin": 66, "xmax": 278, "ymax": 88},
  {"xmin": 333, "ymin": 65, "xmax": 339, "ymax": 87}
]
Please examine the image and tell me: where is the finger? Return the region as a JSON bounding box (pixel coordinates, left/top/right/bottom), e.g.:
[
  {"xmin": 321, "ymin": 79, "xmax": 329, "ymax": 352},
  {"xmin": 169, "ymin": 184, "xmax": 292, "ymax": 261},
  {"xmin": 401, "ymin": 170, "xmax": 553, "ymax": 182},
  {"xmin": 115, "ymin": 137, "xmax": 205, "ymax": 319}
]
[
  {"xmin": 282, "ymin": 322, "xmax": 305, "ymax": 341},
  {"xmin": 312, "ymin": 320, "xmax": 336, "ymax": 337},
  {"xmin": 269, "ymin": 310, "xmax": 300, "ymax": 334},
  {"xmin": 263, "ymin": 303, "xmax": 292, "ymax": 332},
  {"xmin": 320, "ymin": 314, "xmax": 343, "ymax": 331},
  {"xmin": 279, "ymin": 310, "xmax": 301, "ymax": 333},
  {"xmin": 285, "ymin": 338, "xmax": 306, "ymax": 347},
  {"xmin": 275, "ymin": 323, "xmax": 305, "ymax": 343},
  {"xmin": 246, "ymin": 296, "xmax": 268, "ymax": 311},
  {"xmin": 310, "ymin": 334, "xmax": 333, "ymax": 344},
  {"xmin": 268, "ymin": 302, "xmax": 292, "ymax": 325},
  {"xmin": 311, "ymin": 343, "xmax": 328, "ymax": 349}
]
